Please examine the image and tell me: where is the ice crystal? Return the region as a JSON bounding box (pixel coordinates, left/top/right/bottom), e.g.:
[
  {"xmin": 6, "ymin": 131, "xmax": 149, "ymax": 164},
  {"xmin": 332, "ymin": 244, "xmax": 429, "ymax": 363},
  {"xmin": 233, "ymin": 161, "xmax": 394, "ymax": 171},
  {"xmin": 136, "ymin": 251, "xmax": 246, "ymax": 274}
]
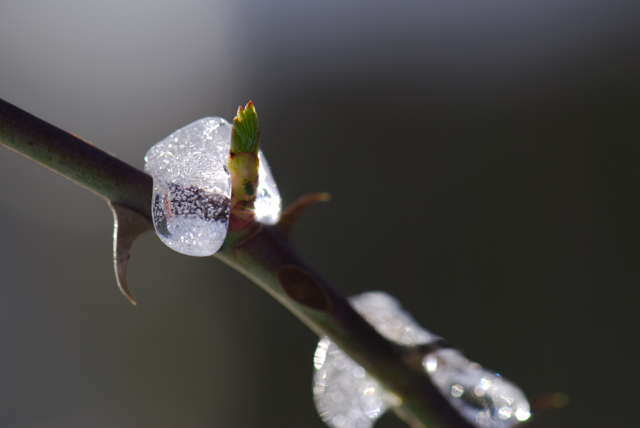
[
  {"xmin": 313, "ymin": 292, "xmax": 530, "ymax": 428},
  {"xmin": 145, "ymin": 117, "xmax": 281, "ymax": 256}
]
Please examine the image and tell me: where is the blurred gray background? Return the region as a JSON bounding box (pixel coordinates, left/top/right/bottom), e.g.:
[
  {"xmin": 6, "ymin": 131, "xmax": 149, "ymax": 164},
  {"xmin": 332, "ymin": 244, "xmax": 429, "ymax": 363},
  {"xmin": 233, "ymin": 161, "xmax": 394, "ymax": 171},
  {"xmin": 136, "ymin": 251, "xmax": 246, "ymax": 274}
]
[{"xmin": 1, "ymin": 1, "xmax": 639, "ymax": 427}]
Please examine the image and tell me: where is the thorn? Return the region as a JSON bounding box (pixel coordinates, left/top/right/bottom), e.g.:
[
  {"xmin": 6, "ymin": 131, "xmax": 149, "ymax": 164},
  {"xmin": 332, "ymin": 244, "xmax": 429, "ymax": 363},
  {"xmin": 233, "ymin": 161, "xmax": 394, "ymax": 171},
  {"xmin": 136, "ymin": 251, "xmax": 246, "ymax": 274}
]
[
  {"xmin": 530, "ymin": 392, "xmax": 569, "ymax": 413},
  {"xmin": 109, "ymin": 202, "xmax": 154, "ymax": 305},
  {"xmin": 274, "ymin": 192, "xmax": 331, "ymax": 240}
]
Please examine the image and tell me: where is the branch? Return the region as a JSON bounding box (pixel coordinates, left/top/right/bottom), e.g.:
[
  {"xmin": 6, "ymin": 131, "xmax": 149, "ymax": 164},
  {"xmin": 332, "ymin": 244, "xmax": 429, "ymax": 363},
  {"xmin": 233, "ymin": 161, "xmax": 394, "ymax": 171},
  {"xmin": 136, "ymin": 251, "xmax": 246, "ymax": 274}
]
[
  {"xmin": 0, "ymin": 98, "xmax": 475, "ymax": 428},
  {"xmin": 0, "ymin": 99, "xmax": 151, "ymax": 217}
]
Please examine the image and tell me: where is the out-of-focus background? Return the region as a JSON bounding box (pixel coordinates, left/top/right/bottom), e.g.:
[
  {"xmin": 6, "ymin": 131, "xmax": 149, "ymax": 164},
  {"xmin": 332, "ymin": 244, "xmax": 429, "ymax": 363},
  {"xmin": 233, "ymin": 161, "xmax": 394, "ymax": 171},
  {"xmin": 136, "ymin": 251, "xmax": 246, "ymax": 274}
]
[{"xmin": 0, "ymin": 1, "xmax": 639, "ymax": 427}]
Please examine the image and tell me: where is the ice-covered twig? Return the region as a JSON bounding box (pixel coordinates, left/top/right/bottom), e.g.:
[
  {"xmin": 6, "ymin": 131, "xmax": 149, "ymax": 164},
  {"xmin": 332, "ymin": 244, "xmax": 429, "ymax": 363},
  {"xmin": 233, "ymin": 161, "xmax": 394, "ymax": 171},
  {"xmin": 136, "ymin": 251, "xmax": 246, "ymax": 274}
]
[{"xmin": 0, "ymin": 97, "xmax": 501, "ymax": 428}]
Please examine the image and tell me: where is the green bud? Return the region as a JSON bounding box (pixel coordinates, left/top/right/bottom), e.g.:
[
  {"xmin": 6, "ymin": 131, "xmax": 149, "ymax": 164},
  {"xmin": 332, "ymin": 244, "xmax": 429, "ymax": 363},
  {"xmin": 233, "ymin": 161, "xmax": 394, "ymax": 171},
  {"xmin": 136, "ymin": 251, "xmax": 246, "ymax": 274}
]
[{"xmin": 230, "ymin": 101, "xmax": 260, "ymax": 155}]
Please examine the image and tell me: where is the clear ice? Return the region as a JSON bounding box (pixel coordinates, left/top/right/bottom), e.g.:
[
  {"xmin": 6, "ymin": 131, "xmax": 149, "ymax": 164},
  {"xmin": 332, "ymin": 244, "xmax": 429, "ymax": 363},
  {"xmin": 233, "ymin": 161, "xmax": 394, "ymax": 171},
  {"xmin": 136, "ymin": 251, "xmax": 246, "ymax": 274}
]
[
  {"xmin": 313, "ymin": 337, "xmax": 391, "ymax": 428},
  {"xmin": 423, "ymin": 349, "xmax": 531, "ymax": 427},
  {"xmin": 313, "ymin": 292, "xmax": 530, "ymax": 428},
  {"xmin": 254, "ymin": 150, "xmax": 282, "ymax": 225},
  {"xmin": 349, "ymin": 291, "xmax": 437, "ymax": 346},
  {"xmin": 145, "ymin": 117, "xmax": 281, "ymax": 256}
]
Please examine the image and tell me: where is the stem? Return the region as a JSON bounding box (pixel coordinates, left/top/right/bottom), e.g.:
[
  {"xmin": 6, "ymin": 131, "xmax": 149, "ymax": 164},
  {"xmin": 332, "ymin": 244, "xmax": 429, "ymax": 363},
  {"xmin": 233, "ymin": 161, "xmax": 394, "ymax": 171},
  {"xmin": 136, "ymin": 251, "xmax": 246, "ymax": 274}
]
[
  {"xmin": 0, "ymin": 98, "xmax": 474, "ymax": 428},
  {"xmin": 219, "ymin": 226, "xmax": 473, "ymax": 428},
  {"xmin": 0, "ymin": 98, "xmax": 151, "ymax": 218}
]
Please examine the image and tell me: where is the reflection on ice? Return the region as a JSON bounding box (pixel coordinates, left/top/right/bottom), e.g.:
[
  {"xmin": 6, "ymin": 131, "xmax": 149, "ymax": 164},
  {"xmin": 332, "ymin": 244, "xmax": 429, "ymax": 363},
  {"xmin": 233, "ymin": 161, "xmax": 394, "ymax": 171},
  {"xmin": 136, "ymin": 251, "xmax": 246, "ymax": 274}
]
[
  {"xmin": 145, "ymin": 117, "xmax": 281, "ymax": 256},
  {"xmin": 313, "ymin": 292, "xmax": 530, "ymax": 428},
  {"xmin": 313, "ymin": 338, "xmax": 389, "ymax": 428},
  {"xmin": 254, "ymin": 150, "xmax": 282, "ymax": 225},
  {"xmin": 145, "ymin": 117, "xmax": 232, "ymax": 256},
  {"xmin": 424, "ymin": 349, "xmax": 530, "ymax": 427}
]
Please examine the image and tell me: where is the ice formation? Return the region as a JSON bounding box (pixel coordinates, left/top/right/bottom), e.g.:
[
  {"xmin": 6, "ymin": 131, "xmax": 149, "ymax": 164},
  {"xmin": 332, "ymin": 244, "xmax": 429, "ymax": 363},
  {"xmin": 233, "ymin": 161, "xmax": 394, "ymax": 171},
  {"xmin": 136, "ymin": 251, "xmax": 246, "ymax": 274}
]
[
  {"xmin": 313, "ymin": 292, "xmax": 530, "ymax": 428},
  {"xmin": 254, "ymin": 150, "xmax": 281, "ymax": 225},
  {"xmin": 145, "ymin": 117, "xmax": 281, "ymax": 256},
  {"xmin": 313, "ymin": 337, "xmax": 390, "ymax": 428},
  {"xmin": 424, "ymin": 349, "xmax": 531, "ymax": 427}
]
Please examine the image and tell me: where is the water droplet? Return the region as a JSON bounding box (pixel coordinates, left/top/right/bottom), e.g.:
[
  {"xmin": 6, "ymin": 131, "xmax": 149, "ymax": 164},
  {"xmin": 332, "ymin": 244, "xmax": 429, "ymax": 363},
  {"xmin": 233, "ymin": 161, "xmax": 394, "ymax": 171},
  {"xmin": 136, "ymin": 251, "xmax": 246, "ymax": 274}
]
[
  {"xmin": 352, "ymin": 366, "xmax": 366, "ymax": 379},
  {"xmin": 425, "ymin": 355, "xmax": 438, "ymax": 372},
  {"xmin": 451, "ymin": 384, "xmax": 464, "ymax": 397},
  {"xmin": 349, "ymin": 291, "xmax": 436, "ymax": 346},
  {"xmin": 422, "ymin": 349, "xmax": 530, "ymax": 428},
  {"xmin": 498, "ymin": 406, "xmax": 513, "ymax": 420},
  {"xmin": 145, "ymin": 118, "xmax": 232, "ymax": 256},
  {"xmin": 515, "ymin": 406, "xmax": 531, "ymax": 421}
]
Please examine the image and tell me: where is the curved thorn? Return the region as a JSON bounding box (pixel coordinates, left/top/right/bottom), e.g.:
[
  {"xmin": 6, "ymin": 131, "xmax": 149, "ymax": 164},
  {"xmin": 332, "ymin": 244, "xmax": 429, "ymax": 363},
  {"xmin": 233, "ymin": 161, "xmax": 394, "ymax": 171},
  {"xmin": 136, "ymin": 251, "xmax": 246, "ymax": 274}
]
[
  {"xmin": 274, "ymin": 192, "xmax": 331, "ymax": 240},
  {"xmin": 109, "ymin": 202, "xmax": 154, "ymax": 305}
]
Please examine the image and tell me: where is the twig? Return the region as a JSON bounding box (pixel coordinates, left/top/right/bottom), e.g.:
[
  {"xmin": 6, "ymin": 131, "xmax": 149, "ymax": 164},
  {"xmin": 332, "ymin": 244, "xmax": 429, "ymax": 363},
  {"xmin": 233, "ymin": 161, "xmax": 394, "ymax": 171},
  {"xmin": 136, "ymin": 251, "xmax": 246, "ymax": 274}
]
[{"xmin": 0, "ymin": 98, "xmax": 475, "ymax": 428}]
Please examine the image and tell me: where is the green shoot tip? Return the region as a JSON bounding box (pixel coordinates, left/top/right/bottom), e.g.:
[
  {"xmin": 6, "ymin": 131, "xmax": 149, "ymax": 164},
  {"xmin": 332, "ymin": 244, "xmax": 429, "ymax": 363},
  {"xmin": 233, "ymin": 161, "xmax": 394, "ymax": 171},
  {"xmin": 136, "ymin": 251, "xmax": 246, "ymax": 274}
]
[{"xmin": 231, "ymin": 101, "xmax": 260, "ymax": 154}]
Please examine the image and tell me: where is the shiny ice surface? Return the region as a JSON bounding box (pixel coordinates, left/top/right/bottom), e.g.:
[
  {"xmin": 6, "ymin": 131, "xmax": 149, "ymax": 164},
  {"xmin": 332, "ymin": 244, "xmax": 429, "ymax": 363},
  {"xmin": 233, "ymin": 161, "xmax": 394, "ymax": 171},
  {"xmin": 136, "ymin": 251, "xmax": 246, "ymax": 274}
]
[
  {"xmin": 313, "ymin": 338, "xmax": 389, "ymax": 428},
  {"xmin": 312, "ymin": 292, "xmax": 424, "ymax": 428},
  {"xmin": 145, "ymin": 117, "xmax": 232, "ymax": 256},
  {"xmin": 254, "ymin": 150, "xmax": 282, "ymax": 225},
  {"xmin": 350, "ymin": 291, "xmax": 436, "ymax": 346},
  {"xmin": 145, "ymin": 117, "xmax": 281, "ymax": 256},
  {"xmin": 423, "ymin": 350, "xmax": 530, "ymax": 428},
  {"xmin": 313, "ymin": 292, "xmax": 530, "ymax": 428}
]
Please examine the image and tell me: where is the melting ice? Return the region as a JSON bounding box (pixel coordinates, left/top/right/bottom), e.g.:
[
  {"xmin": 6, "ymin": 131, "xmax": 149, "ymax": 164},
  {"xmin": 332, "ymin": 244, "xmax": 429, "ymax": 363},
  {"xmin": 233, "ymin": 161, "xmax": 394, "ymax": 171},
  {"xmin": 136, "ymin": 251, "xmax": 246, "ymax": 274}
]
[
  {"xmin": 423, "ymin": 349, "xmax": 531, "ymax": 427},
  {"xmin": 313, "ymin": 337, "xmax": 390, "ymax": 428},
  {"xmin": 312, "ymin": 292, "xmax": 530, "ymax": 428},
  {"xmin": 145, "ymin": 117, "xmax": 281, "ymax": 256},
  {"xmin": 254, "ymin": 150, "xmax": 281, "ymax": 225}
]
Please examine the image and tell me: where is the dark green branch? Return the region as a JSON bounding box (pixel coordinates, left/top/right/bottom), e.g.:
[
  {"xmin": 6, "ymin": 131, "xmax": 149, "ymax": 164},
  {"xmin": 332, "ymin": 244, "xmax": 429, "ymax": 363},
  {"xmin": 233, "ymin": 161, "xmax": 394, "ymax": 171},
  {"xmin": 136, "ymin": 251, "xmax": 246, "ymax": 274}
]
[
  {"xmin": 0, "ymin": 99, "xmax": 152, "ymax": 218},
  {"xmin": 0, "ymin": 98, "xmax": 475, "ymax": 428}
]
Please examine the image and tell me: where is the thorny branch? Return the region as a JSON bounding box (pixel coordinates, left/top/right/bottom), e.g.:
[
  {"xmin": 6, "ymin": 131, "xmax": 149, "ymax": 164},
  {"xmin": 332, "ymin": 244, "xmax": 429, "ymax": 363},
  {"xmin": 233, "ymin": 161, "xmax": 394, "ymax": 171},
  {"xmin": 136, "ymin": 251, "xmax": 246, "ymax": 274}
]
[{"xmin": 0, "ymin": 98, "xmax": 541, "ymax": 428}]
